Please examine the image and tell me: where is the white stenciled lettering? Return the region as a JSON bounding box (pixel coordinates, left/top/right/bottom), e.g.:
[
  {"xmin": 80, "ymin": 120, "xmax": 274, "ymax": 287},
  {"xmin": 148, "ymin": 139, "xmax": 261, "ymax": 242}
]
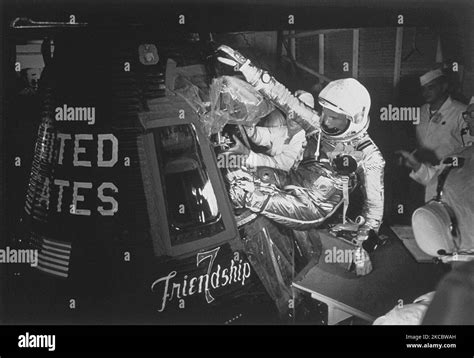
[
  {"xmin": 97, "ymin": 134, "xmax": 118, "ymax": 167},
  {"xmin": 56, "ymin": 132, "xmax": 119, "ymax": 168},
  {"xmin": 72, "ymin": 181, "xmax": 92, "ymax": 216},
  {"xmin": 54, "ymin": 179, "xmax": 70, "ymax": 212},
  {"xmin": 57, "ymin": 133, "xmax": 72, "ymax": 165},
  {"xmin": 73, "ymin": 134, "xmax": 93, "ymax": 167},
  {"xmin": 151, "ymin": 247, "xmax": 252, "ymax": 312},
  {"xmin": 151, "ymin": 271, "xmax": 177, "ymax": 312},
  {"xmin": 97, "ymin": 182, "xmax": 119, "ymax": 216},
  {"xmin": 197, "ymin": 247, "xmax": 219, "ymax": 303}
]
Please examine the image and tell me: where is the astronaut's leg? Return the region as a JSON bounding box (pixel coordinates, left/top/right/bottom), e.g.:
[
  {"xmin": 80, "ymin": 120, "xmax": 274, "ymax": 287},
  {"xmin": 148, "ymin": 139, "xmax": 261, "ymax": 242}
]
[
  {"xmin": 225, "ymin": 165, "xmax": 288, "ymax": 208},
  {"xmin": 227, "ymin": 160, "xmax": 344, "ymax": 230},
  {"xmin": 252, "ymin": 186, "xmax": 342, "ymax": 230}
]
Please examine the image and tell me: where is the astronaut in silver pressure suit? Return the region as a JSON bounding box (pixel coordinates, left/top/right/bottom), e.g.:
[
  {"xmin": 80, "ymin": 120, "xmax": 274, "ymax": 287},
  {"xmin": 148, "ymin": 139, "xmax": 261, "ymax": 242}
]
[{"xmin": 218, "ymin": 45, "xmax": 385, "ymax": 275}]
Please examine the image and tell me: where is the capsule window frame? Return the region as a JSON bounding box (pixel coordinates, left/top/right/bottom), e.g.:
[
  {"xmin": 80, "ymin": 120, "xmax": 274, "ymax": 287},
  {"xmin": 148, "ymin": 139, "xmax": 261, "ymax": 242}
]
[{"xmin": 139, "ymin": 110, "xmax": 239, "ymax": 258}]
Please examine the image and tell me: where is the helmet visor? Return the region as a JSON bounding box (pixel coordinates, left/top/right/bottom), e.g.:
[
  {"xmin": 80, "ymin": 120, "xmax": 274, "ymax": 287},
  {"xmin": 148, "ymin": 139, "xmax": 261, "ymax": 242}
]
[{"xmin": 320, "ymin": 110, "xmax": 350, "ymax": 136}]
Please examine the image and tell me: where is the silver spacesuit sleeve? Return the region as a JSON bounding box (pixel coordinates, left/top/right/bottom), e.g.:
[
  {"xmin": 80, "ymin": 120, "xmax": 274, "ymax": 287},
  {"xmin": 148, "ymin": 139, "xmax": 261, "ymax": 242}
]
[
  {"xmin": 358, "ymin": 140, "xmax": 385, "ymax": 233},
  {"xmin": 240, "ymin": 62, "xmax": 321, "ymax": 136},
  {"xmin": 217, "ymin": 45, "xmax": 320, "ymax": 136}
]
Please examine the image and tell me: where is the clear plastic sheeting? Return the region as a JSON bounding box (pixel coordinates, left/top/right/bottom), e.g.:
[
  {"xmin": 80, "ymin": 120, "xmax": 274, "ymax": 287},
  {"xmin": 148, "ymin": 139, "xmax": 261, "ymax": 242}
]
[
  {"xmin": 205, "ymin": 75, "xmax": 275, "ymax": 136},
  {"xmin": 173, "ymin": 74, "xmax": 210, "ymax": 116}
]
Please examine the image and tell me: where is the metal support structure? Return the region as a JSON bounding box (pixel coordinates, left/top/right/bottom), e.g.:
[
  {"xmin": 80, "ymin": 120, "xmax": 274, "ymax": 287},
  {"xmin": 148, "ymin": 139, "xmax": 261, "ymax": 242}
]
[
  {"xmin": 435, "ymin": 34, "xmax": 443, "ymax": 63},
  {"xmin": 289, "ymin": 30, "xmax": 296, "ymax": 60},
  {"xmin": 352, "ymin": 29, "xmax": 360, "ymax": 79},
  {"xmin": 276, "ymin": 30, "xmax": 283, "ymax": 66},
  {"xmin": 393, "ymin": 27, "xmax": 404, "ymax": 102},
  {"xmin": 283, "ymin": 28, "xmax": 355, "ymax": 39},
  {"xmin": 318, "ymin": 34, "xmax": 325, "ymax": 77},
  {"xmin": 10, "ymin": 17, "xmax": 87, "ymax": 28},
  {"xmin": 281, "ymin": 33, "xmax": 298, "ymax": 77}
]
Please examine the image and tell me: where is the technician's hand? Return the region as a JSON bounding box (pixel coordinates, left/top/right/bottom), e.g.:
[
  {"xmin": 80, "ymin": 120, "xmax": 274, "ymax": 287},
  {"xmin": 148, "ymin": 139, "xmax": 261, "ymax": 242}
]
[
  {"xmin": 353, "ymin": 247, "xmax": 373, "ymax": 276},
  {"xmin": 243, "ymin": 125, "xmax": 256, "ymax": 137},
  {"xmin": 395, "ymin": 150, "xmax": 422, "ymax": 171},
  {"xmin": 356, "ymin": 223, "xmax": 370, "ymax": 245},
  {"xmin": 227, "ymin": 135, "xmax": 250, "ymax": 156}
]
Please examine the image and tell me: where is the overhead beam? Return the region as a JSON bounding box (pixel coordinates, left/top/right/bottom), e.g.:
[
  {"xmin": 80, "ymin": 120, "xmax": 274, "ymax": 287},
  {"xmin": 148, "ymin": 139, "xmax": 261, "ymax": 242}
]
[{"xmin": 284, "ymin": 28, "xmax": 355, "ymax": 39}]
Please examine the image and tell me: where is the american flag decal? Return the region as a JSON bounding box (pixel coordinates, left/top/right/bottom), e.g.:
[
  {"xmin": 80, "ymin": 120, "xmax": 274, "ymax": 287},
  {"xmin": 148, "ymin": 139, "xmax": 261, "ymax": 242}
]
[{"xmin": 30, "ymin": 233, "xmax": 72, "ymax": 279}]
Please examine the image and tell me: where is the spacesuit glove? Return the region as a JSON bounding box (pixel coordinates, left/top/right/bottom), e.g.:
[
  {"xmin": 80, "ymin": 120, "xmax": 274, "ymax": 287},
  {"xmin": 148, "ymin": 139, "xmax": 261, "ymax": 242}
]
[
  {"xmin": 228, "ymin": 184, "xmax": 247, "ymax": 209},
  {"xmin": 353, "ymin": 246, "xmax": 373, "ymax": 276},
  {"xmin": 227, "ymin": 179, "xmax": 255, "ymax": 209},
  {"xmin": 217, "ymin": 45, "xmax": 260, "ymax": 84}
]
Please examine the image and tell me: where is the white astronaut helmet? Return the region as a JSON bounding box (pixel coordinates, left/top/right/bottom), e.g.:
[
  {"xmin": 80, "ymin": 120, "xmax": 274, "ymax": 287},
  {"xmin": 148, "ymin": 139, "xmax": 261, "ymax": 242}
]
[
  {"xmin": 412, "ymin": 201, "xmax": 458, "ymax": 258},
  {"xmin": 318, "ymin": 78, "xmax": 371, "ymax": 141}
]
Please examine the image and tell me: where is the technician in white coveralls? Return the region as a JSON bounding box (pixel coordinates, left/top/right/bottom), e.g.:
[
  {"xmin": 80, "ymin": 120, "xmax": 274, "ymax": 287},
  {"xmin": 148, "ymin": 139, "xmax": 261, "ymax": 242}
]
[
  {"xmin": 416, "ymin": 68, "xmax": 473, "ymax": 163},
  {"xmin": 377, "ymin": 98, "xmax": 474, "ymax": 325},
  {"xmin": 398, "ymin": 97, "xmax": 474, "ymax": 257}
]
